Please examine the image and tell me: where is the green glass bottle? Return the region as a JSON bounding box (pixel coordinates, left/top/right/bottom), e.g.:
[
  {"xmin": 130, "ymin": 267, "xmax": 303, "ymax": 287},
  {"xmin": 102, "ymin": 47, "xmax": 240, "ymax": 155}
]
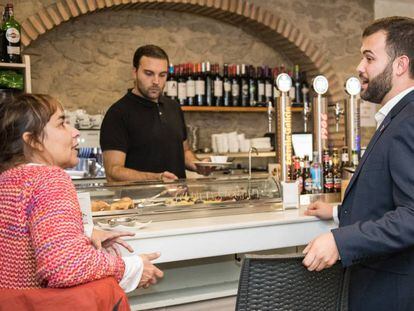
[{"xmin": 2, "ymin": 3, "xmax": 21, "ymax": 63}]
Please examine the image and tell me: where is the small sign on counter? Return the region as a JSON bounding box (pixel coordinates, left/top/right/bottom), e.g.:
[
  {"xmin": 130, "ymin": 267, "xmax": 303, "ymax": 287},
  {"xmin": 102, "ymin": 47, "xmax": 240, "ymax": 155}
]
[{"xmin": 282, "ymin": 181, "xmax": 300, "ymax": 209}]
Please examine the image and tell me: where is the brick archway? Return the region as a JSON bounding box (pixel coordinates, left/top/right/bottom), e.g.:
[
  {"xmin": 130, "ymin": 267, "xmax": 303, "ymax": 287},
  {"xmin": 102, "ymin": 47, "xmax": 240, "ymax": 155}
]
[{"xmin": 21, "ymin": 0, "xmax": 343, "ymax": 100}]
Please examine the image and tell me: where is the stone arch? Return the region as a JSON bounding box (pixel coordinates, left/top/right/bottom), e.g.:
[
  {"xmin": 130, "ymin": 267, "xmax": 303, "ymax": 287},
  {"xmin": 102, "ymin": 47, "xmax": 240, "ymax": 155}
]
[{"xmin": 20, "ymin": 0, "xmax": 343, "ymax": 100}]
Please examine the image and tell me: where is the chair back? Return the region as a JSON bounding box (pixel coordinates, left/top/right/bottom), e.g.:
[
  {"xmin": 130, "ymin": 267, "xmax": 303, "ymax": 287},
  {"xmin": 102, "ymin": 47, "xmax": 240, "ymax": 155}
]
[{"xmin": 236, "ymin": 254, "xmax": 348, "ymax": 311}]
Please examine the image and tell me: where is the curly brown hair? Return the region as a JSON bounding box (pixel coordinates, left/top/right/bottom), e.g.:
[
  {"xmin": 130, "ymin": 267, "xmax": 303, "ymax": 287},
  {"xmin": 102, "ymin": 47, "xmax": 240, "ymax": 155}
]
[{"xmin": 0, "ymin": 94, "xmax": 62, "ymax": 173}]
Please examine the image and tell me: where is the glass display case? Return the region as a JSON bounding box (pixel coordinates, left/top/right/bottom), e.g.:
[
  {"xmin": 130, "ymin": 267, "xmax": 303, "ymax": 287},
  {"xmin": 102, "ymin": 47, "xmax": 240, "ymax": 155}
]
[{"xmin": 75, "ymin": 176, "xmax": 283, "ymax": 225}]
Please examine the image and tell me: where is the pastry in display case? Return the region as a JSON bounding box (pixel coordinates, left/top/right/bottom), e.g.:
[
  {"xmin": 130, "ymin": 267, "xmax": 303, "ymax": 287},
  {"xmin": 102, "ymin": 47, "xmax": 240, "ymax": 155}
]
[{"xmin": 75, "ymin": 176, "xmax": 283, "ymax": 225}]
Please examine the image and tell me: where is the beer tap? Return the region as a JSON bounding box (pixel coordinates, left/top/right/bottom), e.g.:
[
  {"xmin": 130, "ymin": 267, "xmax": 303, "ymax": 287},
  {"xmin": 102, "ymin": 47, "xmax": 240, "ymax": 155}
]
[
  {"xmin": 275, "ymin": 73, "xmax": 293, "ymax": 182},
  {"xmin": 334, "ymin": 102, "xmax": 344, "ymax": 132},
  {"xmin": 312, "ymin": 75, "xmax": 329, "ymax": 164}
]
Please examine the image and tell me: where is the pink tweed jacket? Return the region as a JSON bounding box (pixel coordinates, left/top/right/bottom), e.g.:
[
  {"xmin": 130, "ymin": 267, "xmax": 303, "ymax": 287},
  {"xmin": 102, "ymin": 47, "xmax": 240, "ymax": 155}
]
[{"xmin": 0, "ymin": 164, "xmax": 125, "ymax": 289}]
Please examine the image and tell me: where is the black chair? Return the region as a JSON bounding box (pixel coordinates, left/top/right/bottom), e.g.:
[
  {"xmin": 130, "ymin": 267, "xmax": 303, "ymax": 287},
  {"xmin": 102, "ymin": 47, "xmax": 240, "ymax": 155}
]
[{"xmin": 235, "ymin": 254, "xmax": 348, "ymax": 311}]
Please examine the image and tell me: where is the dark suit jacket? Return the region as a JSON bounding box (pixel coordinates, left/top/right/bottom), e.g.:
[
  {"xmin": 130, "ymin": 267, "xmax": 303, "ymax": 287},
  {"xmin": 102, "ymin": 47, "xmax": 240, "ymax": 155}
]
[{"xmin": 332, "ymin": 90, "xmax": 414, "ymax": 275}]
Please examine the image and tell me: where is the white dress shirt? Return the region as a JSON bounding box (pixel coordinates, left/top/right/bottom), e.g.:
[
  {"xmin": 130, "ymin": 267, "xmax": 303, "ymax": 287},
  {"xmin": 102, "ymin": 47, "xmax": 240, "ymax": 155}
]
[{"xmin": 333, "ymin": 86, "xmax": 414, "ymax": 224}]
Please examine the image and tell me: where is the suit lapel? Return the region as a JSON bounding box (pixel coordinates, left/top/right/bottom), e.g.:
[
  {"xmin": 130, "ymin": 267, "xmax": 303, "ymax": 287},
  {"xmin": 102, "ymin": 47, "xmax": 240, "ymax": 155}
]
[{"xmin": 343, "ymin": 90, "xmax": 414, "ymax": 201}]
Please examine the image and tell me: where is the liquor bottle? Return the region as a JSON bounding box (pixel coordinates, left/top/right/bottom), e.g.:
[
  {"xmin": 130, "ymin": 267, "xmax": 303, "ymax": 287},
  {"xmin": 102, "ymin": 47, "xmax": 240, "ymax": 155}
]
[
  {"xmin": 332, "ymin": 148, "xmax": 342, "ymax": 193},
  {"xmin": 223, "ymin": 63, "xmax": 231, "ymax": 107},
  {"xmin": 1, "ymin": 3, "xmax": 21, "ymax": 63},
  {"xmin": 323, "ymin": 149, "xmax": 334, "ymax": 193},
  {"xmin": 205, "ymin": 61, "xmax": 213, "ymax": 106},
  {"xmin": 231, "ymin": 64, "xmax": 241, "ymax": 106},
  {"xmin": 301, "ymin": 71, "xmax": 310, "ymax": 108},
  {"xmin": 213, "ymin": 63, "xmax": 223, "ymax": 106},
  {"xmin": 303, "ymin": 155, "xmax": 312, "ymax": 194},
  {"xmin": 195, "ymin": 63, "xmax": 206, "ymax": 106},
  {"xmin": 240, "ymin": 64, "xmax": 249, "ymax": 107},
  {"xmin": 341, "ymin": 146, "xmax": 350, "ymax": 168},
  {"xmin": 351, "ymin": 150, "xmax": 359, "ymax": 168},
  {"xmin": 166, "ymin": 64, "xmax": 178, "ymax": 101},
  {"xmin": 264, "ymin": 66, "xmax": 273, "ymax": 105},
  {"xmin": 248, "ymin": 65, "xmax": 257, "ymax": 107},
  {"xmin": 293, "ymin": 156, "xmax": 303, "ymax": 194},
  {"xmin": 177, "ymin": 64, "xmax": 187, "ymax": 106},
  {"xmin": 186, "ymin": 63, "xmax": 196, "ymax": 106},
  {"xmin": 311, "ymin": 151, "xmax": 323, "ymax": 194},
  {"xmin": 256, "ymin": 66, "xmax": 266, "ymax": 106},
  {"xmin": 0, "ymin": 6, "xmax": 10, "ymax": 62},
  {"xmin": 292, "ymin": 64, "xmax": 302, "ymax": 107}
]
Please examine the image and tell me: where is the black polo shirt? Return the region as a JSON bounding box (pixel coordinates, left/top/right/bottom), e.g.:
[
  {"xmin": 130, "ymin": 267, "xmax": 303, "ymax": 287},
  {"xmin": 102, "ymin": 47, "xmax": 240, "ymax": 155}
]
[{"xmin": 100, "ymin": 90, "xmax": 187, "ymax": 178}]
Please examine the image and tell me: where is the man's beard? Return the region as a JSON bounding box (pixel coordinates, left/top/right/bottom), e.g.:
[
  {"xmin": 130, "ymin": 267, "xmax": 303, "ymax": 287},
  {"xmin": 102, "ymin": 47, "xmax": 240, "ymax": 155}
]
[
  {"xmin": 360, "ymin": 61, "xmax": 393, "ymax": 104},
  {"xmin": 137, "ymin": 81, "xmax": 161, "ymax": 101}
]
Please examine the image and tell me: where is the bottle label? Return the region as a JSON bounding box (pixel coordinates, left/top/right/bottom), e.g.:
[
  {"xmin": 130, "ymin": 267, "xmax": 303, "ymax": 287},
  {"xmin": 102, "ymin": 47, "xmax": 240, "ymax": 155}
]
[
  {"xmin": 7, "ymin": 46, "xmax": 20, "ymax": 55},
  {"xmin": 242, "ymin": 84, "xmax": 249, "ymax": 97},
  {"xmin": 258, "ymin": 83, "xmax": 265, "ymax": 96},
  {"xmin": 342, "ymin": 154, "xmax": 349, "ymax": 163},
  {"xmin": 166, "ymin": 81, "xmax": 178, "ymax": 97},
  {"xmin": 324, "ymin": 177, "xmax": 334, "ymax": 189},
  {"xmin": 232, "ymin": 83, "xmax": 239, "ymax": 97},
  {"xmin": 186, "ymin": 80, "xmax": 195, "ymax": 97},
  {"xmin": 6, "ymin": 28, "xmax": 20, "ymax": 44},
  {"xmin": 265, "ymin": 83, "xmax": 272, "ymax": 97},
  {"xmin": 214, "ymin": 80, "xmax": 223, "ymax": 97},
  {"xmin": 195, "ymin": 80, "xmax": 205, "ymax": 95},
  {"xmin": 334, "ymin": 177, "xmax": 342, "ymax": 190},
  {"xmin": 224, "ymin": 81, "xmax": 231, "ymax": 92},
  {"xmin": 305, "ymin": 178, "xmax": 312, "ymax": 192},
  {"xmin": 178, "ymin": 82, "xmax": 187, "ymax": 100}
]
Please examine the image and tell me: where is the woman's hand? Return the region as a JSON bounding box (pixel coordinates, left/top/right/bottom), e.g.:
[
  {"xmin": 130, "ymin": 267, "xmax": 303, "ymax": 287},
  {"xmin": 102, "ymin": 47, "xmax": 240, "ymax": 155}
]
[{"xmin": 91, "ymin": 228, "xmax": 135, "ymax": 256}]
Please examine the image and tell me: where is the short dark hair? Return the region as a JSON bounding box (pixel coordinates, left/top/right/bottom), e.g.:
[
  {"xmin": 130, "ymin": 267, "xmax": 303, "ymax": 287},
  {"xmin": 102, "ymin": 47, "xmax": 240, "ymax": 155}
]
[
  {"xmin": 363, "ymin": 16, "xmax": 414, "ymax": 77},
  {"xmin": 133, "ymin": 45, "xmax": 169, "ymax": 69},
  {"xmin": 0, "ymin": 94, "xmax": 61, "ymax": 173}
]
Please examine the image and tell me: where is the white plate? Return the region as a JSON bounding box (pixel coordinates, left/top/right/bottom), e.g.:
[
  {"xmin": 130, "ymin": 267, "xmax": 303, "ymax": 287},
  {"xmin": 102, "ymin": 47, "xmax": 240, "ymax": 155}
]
[
  {"xmin": 193, "ymin": 161, "xmax": 232, "ymax": 167},
  {"xmin": 96, "ymin": 220, "xmax": 152, "ymax": 231}
]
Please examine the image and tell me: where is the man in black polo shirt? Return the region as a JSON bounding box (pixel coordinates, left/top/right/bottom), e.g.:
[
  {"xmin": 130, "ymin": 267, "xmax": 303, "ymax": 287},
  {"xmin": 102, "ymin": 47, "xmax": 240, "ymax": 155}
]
[{"xmin": 100, "ymin": 45, "xmax": 203, "ymax": 182}]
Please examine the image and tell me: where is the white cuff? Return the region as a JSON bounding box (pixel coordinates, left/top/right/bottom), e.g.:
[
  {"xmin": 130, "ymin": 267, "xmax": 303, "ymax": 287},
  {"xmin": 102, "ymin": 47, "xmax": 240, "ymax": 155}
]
[
  {"xmin": 83, "ymin": 224, "xmax": 94, "ymax": 238},
  {"xmin": 332, "ymin": 205, "xmax": 339, "ymax": 224},
  {"xmin": 119, "ymin": 255, "xmax": 144, "ymax": 293}
]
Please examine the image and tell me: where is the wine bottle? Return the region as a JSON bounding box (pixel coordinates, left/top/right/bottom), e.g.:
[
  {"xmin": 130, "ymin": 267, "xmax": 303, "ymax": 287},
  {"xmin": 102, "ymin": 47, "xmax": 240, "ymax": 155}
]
[
  {"xmin": 186, "ymin": 63, "xmax": 195, "ymax": 106},
  {"xmin": 256, "ymin": 66, "xmax": 266, "ymax": 106},
  {"xmin": 205, "ymin": 61, "xmax": 213, "ymax": 106},
  {"xmin": 231, "ymin": 64, "xmax": 241, "ymax": 107},
  {"xmin": 166, "ymin": 64, "xmax": 178, "ymax": 101},
  {"xmin": 213, "ymin": 63, "xmax": 223, "ymax": 106},
  {"xmin": 240, "ymin": 64, "xmax": 249, "ymax": 107},
  {"xmin": 195, "ymin": 63, "xmax": 206, "ymax": 106},
  {"xmin": 223, "ymin": 63, "xmax": 231, "ymax": 107},
  {"xmin": 1, "ymin": 3, "xmax": 21, "ymax": 63},
  {"xmin": 248, "ymin": 65, "xmax": 257, "ymax": 107},
  {"xmin": 177, "ymin": 64, "xmax": 187, "ymax": 106}
]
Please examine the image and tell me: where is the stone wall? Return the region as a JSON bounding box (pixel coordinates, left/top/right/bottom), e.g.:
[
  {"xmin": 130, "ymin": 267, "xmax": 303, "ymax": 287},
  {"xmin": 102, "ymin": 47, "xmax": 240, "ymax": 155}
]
[{"xmin": 12, "ymin": 0, "xmax": 374, "ymax": 149}]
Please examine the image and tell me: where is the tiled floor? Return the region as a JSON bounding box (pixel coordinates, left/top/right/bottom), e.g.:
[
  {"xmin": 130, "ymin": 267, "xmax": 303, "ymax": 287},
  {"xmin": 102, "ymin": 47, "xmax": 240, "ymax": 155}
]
[{"xmin": 146, "ymin": 296, "xmax": 236, "ymax": 311}]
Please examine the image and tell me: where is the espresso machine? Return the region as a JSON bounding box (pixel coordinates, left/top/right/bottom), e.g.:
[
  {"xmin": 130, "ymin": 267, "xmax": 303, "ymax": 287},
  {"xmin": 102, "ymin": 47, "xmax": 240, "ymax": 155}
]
[{"xmin": 68, "ymin": 130, "xmax": 105, "ymax": 179}]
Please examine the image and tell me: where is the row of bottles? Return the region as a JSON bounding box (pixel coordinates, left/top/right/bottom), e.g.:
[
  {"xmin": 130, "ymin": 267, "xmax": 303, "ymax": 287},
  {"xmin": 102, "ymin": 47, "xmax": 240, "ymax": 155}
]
[
  {"xmin": 164, "ymin": 62, "xmax": 310, "ymax": 107},
  {"xmin": 0, "ymin": 3, "xmax": 21, "ymax": 63},
  {"xmin": 291, "ymin": 147, "xmax": 357, "ymax": 194}
]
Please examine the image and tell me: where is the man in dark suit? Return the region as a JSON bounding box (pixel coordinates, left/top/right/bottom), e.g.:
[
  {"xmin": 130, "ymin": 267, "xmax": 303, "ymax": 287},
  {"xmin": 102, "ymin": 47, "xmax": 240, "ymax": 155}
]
[{"xmin": 303, "ymin": 16, "xmax": 414, "ymax": 310}]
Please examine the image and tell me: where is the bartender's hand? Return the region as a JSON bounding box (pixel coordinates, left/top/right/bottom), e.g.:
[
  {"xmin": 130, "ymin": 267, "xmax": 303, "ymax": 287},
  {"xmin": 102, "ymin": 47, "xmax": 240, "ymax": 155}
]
[
  {"xmin": 138, "ymin": 252, "xmax": 164, "ymax": 289},
  {"xmin": 304, "ymin": 201, "xmax": 334, "ymax": 220},
  {"xmin": 160, "ymin": 171, "xmax": 178, "ymax": 182},
  {"xmin": 302, "ymin": 232, "xmax": 339, "ymax": 271},
  {"xmin": 192, "ymin": 158, "xmax": 214, "ymax": 176},
  {"xmin": 91, "ymin": 228, "xmax": 135, "ymax": 256}
]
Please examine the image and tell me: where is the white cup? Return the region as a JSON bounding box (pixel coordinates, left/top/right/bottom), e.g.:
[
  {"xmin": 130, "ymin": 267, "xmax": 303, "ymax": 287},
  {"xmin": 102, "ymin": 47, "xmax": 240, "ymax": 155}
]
[
  {"xmin": 90, "ymin": 114, "xmax": 103, "ymax": 128},
  {"xmin": 78, "ymin": 115, "xmax": 92, "ymax": 129}
]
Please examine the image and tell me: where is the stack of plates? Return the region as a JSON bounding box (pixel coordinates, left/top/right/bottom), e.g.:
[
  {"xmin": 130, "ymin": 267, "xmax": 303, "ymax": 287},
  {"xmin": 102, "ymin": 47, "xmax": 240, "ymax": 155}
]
[{"xmin": 250, "ymin": 137, "xmax": 272, "ymax": 151}]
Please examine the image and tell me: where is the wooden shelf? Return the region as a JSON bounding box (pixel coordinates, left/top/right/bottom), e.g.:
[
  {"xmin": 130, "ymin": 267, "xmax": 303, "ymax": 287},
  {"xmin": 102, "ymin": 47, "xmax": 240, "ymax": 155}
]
[
  {"xmin": 182, "ymin": 106, "xmax": 267, "ymax": 112},
  {"xmin": 0, "ymin": 61, "xmax": 26, "ymax": 68},
  {"xmin": 182, "ymin": 106, "xmax": 304, "ymax": 112},
  {"xmin": 196, "ymin": 151, "xmax": 276, "ymax": 158}
]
